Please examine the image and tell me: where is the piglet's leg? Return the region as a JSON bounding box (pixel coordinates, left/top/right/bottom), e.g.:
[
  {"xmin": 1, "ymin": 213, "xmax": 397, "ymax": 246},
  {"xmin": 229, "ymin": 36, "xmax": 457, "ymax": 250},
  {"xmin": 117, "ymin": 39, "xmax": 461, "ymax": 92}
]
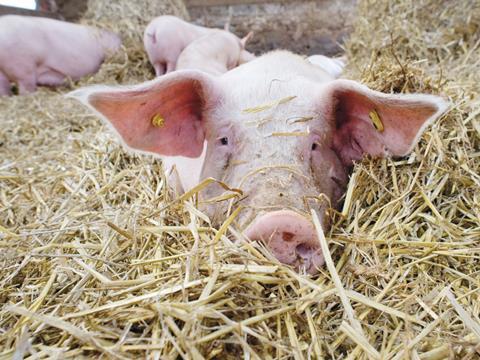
[
  {"xmin": 166, "ymin": 61, "xmax": 175, "ymax": 73},
  {"xmin": 17, "ymin": 72, "xmax": 37, "ymax": 95},
  {"xmin": 154, "ymin": 63, "xmax": 165, "ymax": 76},
  {"xmin": 0, "ymin": 71, "xmax": 12, "ymax": 96},
  {"xmin": 12, "ymin": 66, "xmax": 37, "ymax": 95}
]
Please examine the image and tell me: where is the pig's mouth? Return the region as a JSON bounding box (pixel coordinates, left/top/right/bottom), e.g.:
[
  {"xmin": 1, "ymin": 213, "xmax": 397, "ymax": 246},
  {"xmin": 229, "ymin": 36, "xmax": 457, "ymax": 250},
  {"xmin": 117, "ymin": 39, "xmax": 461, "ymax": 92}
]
[{"xmin": 243, "ymin": 210, "xmax": 324, "ymax": 274}]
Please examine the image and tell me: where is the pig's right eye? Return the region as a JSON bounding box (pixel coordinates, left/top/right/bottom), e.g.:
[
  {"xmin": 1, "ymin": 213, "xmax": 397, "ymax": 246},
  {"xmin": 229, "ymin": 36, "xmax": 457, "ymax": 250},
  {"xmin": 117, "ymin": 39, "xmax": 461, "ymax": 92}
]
[{"xmin": 219, "ymin": 137, "xmax": 229, "ymax": 146}]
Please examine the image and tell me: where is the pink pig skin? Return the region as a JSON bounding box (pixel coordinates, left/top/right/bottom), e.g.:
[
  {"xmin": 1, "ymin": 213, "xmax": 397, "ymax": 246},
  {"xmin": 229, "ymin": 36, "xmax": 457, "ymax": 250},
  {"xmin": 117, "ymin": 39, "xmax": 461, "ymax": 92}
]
[
  {"xmin": 176, "ymin": 30, "xmax": 255, "ymax": 76},
  {"xmin": 143, "ymin": 16, "xmax": 214, "ymax": 76},
  {"xmin": 0, "ymin": 15, "xmax": 121, "ymax": 96},
  {"xmin": 307, "ymin": 55, "xmax": 345, "ymax": 79},
  {"xmin": 70, "ymin": 51, "xmax": 448, "ymax": 274}
]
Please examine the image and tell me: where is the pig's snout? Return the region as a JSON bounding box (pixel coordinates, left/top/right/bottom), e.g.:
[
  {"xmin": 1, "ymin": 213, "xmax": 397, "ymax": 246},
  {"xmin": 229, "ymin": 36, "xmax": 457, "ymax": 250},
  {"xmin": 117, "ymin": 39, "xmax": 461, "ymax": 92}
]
[{"xmin": 244, "ymin": 210, "xmax": 324, "ymax": 274}]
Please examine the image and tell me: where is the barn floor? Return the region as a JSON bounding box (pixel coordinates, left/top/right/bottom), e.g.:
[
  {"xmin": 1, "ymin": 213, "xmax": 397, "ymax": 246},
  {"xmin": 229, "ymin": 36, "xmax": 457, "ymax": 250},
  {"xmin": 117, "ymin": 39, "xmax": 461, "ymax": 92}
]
[
  {"xmin": 187, "ymin": 0, "xmax": 356, "ymax": 56},
  {"xmin": 0, "ymin": 0, "xmax": 479, "ymax": 358}
]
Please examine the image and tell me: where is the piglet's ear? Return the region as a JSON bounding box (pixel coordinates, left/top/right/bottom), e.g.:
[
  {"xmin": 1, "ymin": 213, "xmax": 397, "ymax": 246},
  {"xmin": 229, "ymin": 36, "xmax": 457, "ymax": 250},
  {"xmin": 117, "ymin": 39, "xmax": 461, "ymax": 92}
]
[
  {"xmin": 324, "ymin": 79, "xmax": 449, "ymax": 166},
  {"xmin": 69, "ymin": 70, "xmax": 220, "ymax": 158}
]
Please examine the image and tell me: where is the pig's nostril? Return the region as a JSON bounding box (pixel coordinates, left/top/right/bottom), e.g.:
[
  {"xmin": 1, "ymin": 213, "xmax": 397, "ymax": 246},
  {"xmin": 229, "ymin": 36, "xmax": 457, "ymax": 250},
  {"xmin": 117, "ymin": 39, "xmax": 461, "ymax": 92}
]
[
  {"xmin": 296, "ymin": 243, "xmax": 312, "ymax": 258},
  {"xmin": 281, "ymin": 232, "xmax": 295, "ymax": 242}
]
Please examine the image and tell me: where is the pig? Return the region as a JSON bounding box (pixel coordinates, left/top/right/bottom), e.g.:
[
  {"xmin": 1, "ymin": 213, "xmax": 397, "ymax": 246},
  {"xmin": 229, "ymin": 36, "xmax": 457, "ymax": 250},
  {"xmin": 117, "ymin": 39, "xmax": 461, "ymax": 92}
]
[
  {"xmin": 144, "ymin": 16, "xmax": 241, "ymax": 76},
  {"xmin": 70, "ymin": 51, "xmax": 448, "ymax": 274},
  {"xmin": 176, "ymin": 30, "xmax": 255, "ymax": 76},
  {"xmin": 0, "ymin": 15, "xmax": 121, "ymax": 96},
  {"xmin": 307, "ymin": 55, "xmax": 345, "ymax": 79}
]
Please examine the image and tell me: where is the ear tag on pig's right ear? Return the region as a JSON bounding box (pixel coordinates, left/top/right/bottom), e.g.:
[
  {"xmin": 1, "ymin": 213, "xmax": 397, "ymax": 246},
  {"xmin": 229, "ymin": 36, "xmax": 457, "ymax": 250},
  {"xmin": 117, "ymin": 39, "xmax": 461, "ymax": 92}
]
[
  {"xmin": 369, "ymin": 109, "xmax": 384, "ymax": 132},
  {"xmin": 151, "ymin": 114, "xmax": 165, "ymax": 128}
]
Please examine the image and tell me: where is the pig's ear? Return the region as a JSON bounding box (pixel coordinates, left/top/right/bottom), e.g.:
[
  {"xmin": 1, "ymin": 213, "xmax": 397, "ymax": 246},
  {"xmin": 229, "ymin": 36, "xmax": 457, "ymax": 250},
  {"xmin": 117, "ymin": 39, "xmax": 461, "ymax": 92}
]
[
  {"xmin": 241, "ymin": 31, "xmax": 254, "ymax": 48},
  {"xmin": 68, "ymin": 70, "xmax": 220, "ymax": 158},
  {"xmin": 323, "ymin": 79, "xmax": 449, "ymax": 166}
]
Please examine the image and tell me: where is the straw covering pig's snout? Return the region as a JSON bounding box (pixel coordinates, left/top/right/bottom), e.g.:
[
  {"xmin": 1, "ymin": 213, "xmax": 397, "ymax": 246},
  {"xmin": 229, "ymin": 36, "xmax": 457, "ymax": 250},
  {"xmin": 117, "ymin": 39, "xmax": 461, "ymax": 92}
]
[{"xmin": 244, "ymin": 210, "xmax": 324, "ymax": 274}]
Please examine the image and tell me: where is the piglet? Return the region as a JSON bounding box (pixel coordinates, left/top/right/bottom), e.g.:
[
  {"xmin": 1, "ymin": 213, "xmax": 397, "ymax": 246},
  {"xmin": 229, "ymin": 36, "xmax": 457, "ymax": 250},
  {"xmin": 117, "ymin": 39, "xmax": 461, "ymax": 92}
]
[
  {"xmin": 144, "ymin": 16, "xmax": 234, "ymax": 76},
  {"xmin": 176, "ymin": 30, "xmax": 255, "ymax": 75},
  {"xmin": 0, "ymin": 15, "xmax": 121, "ymax": 96}
]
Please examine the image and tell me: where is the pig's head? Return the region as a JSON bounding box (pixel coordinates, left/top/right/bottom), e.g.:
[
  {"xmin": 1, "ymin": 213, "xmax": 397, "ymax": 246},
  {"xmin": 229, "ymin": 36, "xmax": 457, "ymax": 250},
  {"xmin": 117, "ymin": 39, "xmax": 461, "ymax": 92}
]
[{"xmin": 70, "ymin": 51, "xmax": 448, "ymax": 274}]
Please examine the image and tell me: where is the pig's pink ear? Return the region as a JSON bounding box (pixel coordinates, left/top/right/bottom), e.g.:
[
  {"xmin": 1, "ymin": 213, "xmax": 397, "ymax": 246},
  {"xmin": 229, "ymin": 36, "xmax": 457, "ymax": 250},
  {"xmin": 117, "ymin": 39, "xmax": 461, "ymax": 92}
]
[
  {"xmin": 69, "ymin": 70, "xmax": 220, "ymax": 158},
  {"xmin": 323, "ymin": 80, "xmax": 449, "ymax": 166}
]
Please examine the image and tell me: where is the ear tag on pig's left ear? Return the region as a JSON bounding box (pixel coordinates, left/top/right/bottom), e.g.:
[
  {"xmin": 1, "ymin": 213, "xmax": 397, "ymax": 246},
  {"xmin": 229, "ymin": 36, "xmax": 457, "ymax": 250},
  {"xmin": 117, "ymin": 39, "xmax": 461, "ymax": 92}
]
[
  {"xmin": 151, "ymin": 114, "xmax": 165, "ymax": 128},
  {"xmin": 369, "ymin": 109, "xmax": 384, "ymax": 132}
]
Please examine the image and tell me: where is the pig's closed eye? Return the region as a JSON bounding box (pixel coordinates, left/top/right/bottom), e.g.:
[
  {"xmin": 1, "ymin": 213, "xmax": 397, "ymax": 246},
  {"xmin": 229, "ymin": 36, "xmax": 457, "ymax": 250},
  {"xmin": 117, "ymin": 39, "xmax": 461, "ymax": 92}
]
[
  {"xmin": 219, "ymin": 137, "xmax": 229, "ymax": 146},
  {"xmin": 331, "ymin": 176, "xmax": 344, "ymax": 187}
]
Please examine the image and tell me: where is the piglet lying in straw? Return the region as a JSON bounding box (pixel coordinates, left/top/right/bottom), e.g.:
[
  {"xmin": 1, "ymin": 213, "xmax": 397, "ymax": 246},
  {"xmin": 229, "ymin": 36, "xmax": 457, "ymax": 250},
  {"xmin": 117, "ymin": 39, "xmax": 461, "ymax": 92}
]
[
  {"xmin": 0, "ymin": 15, "xmax": 121, "ymax": 96},
  {"xmin": 70, "ymin": 51, "xmax": 448, "ymax": 274},
  {"xmin": 176, "ymin": 30, "xmax": 255, "ymax": 75},
  {"xmin": 143, "ymin": 16, "xmax": 250, "ymax": 76}
]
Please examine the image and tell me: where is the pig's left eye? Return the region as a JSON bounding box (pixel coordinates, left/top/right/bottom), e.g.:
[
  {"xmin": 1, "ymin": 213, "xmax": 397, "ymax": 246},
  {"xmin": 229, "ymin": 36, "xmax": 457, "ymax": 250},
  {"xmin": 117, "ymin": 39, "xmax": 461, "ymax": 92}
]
[
  {"xmin": 219, "ymin": 137, "xmax": 229, "ymax": 146},
  {"xmin": 311, "ymin": 142, "xmax": 318, "ymax": 151}
]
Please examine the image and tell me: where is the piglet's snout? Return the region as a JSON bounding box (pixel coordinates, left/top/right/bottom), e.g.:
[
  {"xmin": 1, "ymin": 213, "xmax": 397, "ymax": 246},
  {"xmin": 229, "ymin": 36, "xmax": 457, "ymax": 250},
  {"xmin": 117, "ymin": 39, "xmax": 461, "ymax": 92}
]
[{"xmin": 244, "ymin": 210, "xmax": 324, "ymax": 274}]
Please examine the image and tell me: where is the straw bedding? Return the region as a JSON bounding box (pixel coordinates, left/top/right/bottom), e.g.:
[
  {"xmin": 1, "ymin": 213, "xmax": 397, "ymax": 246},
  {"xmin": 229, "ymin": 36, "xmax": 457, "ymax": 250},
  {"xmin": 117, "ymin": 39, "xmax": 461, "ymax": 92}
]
[{"xmin": 0, "ymin": 0, "xmax": 479, "ymax": 358}]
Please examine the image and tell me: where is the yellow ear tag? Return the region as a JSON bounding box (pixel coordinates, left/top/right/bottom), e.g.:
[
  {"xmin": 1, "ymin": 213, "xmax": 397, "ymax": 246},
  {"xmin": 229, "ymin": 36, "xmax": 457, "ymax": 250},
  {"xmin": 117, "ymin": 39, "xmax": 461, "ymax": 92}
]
[
  {"xmin": 151, "ymin": 114, "xmax": 165, "ymax": 128},
  {"xmin": 369, "ymin": 109, "xmax": 384, "ymax": 132}
]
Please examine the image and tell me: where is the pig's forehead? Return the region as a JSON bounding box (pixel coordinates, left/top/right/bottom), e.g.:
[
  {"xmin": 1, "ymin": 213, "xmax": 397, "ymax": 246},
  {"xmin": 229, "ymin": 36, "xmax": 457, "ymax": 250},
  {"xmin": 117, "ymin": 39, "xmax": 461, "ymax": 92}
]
[
  {"xmin": 209, "ymin": 86, "xmax": 322, "ymax": 133},
  {"xmin": 220, "ymin": 50, "xmax": 330, "ymax": 80},
  {"xmin": 217, "ymin": 52, "xmax": 331, "ymax": 109}
]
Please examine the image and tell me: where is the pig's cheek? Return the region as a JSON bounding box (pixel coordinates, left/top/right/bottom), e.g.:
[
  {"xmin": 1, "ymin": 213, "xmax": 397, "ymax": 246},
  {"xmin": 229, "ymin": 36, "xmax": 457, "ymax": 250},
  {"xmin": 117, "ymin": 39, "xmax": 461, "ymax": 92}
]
[
  {"xmin": 197, "ymin": 189, "xmax": 221, "ymax": 221},
  {"xmin": 199, "ymin": 202, "xmax": 215, "ymax": 220},
  {"xmin": 330, "ymin": 179, "xmax": 346, "ymax": 205},
  {"xmin": 310, "ymin": 146, "xmax": 347, "ymax": 203},
  {"xmin": 310, "ymin": 152, "xmax": 329, "ymax": 188},
  {"xmin": 327, "ymin": 153, "xmax": 349, "ymax": 205},
  {"xmin": 201, "ymin": 201, "xmax": 230, "ymax": 225},
  {"xmin": 202, "ymin": 136, "xmax": 230, "ymax": 172},
  {"xmin": 211, "ymin": 142, "xmax": 233, "ymax": 180},
  {"xmin": 199, "ymin": 155, "xmax": 233, "ymax": 223}
]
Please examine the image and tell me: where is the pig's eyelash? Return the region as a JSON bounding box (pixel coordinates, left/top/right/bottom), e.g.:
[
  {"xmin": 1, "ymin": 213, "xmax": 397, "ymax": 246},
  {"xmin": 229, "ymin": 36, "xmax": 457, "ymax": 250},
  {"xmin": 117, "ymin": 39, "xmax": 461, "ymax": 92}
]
[{"xmin": 331, "ymin": 176, "xmax": 344, "ymax": 188}]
